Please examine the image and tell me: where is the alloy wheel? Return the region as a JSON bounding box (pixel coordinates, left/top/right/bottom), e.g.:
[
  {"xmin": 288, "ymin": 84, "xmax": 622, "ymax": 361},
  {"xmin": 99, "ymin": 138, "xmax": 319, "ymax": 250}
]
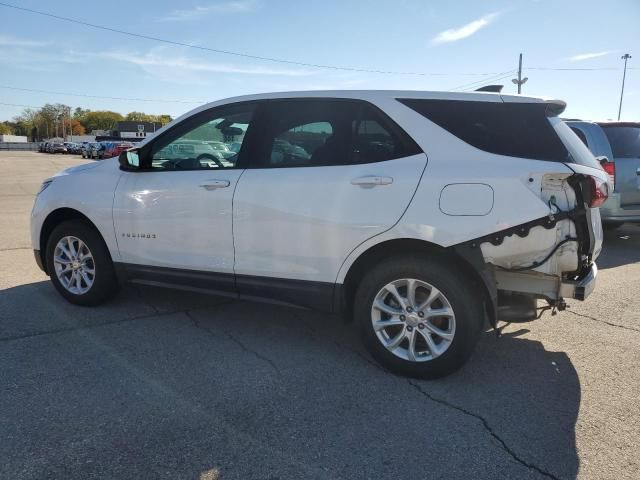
[
  {"xmin": 53, "ymin": 236, "xmax": 96, "ymax": 295},
  {"xmin": 371, "ymin": 278, "xmax": 456, "ymax": 362}
]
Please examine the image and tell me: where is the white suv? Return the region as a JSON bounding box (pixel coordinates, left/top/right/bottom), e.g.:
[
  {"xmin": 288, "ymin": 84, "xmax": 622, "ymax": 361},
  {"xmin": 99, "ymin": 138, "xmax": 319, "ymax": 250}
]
[{"xmin": 31, "ymin": 91, "xmax": 608, "ymax": 378}]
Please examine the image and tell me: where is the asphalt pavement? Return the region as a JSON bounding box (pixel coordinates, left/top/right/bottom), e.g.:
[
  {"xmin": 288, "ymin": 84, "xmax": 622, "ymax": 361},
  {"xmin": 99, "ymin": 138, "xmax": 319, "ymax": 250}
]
[{"xmin": 1, "ymin": 151, "xmax": 639, "ymax": 479}]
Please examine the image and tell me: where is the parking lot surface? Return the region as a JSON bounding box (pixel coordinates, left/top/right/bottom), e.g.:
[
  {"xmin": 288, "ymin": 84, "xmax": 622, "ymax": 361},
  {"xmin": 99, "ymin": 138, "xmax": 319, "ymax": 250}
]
[{"xmin": 1, "ymin": 151, "xmax": 639, "ymax": 479}]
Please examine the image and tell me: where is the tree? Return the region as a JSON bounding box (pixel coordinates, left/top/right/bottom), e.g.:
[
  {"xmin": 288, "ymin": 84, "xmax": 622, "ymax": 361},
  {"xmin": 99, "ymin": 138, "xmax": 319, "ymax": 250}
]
[
  {"xmin": 154, "ymin": 114, "xmax": 173, "ymax": 125},
  {"xmin": 81, "ymin": 111, "xmax": 124, "ymax": 132},
  {"xmin": 0, "ymin": 122, "xmax": 12, "ymax": 135},
  {"xmin": 70, "ymin": 119, "xmax": 85, "ymax": 135},
  {"xmin": 125, "ymin": 111, "xmax": 153, "ymax": 122},
  {"xmin": 125, "ymin": 112, "xmax": 173, "ymax": 125},
  {"xmin": 73, "ymin": 107, "xmax": 90, "ymax": 119}
]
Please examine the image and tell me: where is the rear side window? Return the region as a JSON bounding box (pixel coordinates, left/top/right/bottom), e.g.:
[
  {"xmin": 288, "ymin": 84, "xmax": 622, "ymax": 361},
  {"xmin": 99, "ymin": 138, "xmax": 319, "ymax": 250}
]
[
  {"xmin": 601, "ymin": 126, "xmax": 640, "ymax": 158},
  {"xmin": 398, "ymin": 99, "xmax": 568, "ymax": 162},
  {"xmin": 249, "ymin": 99, "xmax": 421, "ymax": 168}
]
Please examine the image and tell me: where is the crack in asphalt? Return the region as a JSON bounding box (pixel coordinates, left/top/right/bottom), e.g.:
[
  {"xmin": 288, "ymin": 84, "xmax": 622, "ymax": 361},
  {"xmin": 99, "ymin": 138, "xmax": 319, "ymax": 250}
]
[
  {"xmin": 0, "ymin": 310, "xmax": 174, "ymax": 343},
  {"xmin": 0, "ymin": 289, "xmax": 568, "ymax": 478},
  {"xmin": 293, "ymin": 314, "xmax": 558, "ymax": 478},
  {"xmin": 0, "ymin": 301, "xmax": 224, "ymax": 344},
  {"xmin": 184, "ymin": 308, "xmax": 282, "ymax": 376},
  {"xmin": 408, "ymin": 381, "xmax": 560, "ymax": 480},
  {"xmin": 300, "ymin": 314, "xmax": 560, "ymax": 480},
  {"xmin": 0, "ymin": 247, "xmax": 31, "ymax": 252},
  {"xmin": 566, "ymin": 309, "xmax": 640, "ymax": 333},
  {"xmin": 220, "ymin": 328, "xmax": 282, "ymax": 375}
]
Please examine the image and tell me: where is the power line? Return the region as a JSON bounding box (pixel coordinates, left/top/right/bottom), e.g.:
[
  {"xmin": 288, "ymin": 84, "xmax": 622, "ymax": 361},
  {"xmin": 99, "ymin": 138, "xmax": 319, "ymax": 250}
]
[
  {"xmin": 526, "ymin": 66, "xmax": 620, "ymax": 71},
  {"xmin": 452, "ymin": 70, "xmax": 516, "ymax": 91},
  {"xmin": 0, "ymin": 1, "xmax": 528, "ymax": 78},
  {"xmin": 0, "ymin": 101, "xmax": 41, "ymax": 109},
  {"xmin": 0, "ymin": 85, "xmax": 204, "ymax": 104}
]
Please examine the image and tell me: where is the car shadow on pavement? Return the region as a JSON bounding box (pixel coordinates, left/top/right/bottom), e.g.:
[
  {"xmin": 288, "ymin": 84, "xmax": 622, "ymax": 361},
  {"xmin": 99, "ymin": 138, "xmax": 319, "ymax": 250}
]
[
  {"xmin": 0, "ymin": 281, "xmax": 580, "ymax": 479},
  {"xmin": 599, "ymin": 224, "xmax": 640, "ymax": 269}
]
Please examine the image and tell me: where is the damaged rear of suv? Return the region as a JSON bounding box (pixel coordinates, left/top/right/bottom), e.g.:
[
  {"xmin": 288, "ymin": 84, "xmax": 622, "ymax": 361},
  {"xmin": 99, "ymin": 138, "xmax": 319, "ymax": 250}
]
[{"xmin": 350, "ymin": 93, "xmax": 608, "ymax": 378}]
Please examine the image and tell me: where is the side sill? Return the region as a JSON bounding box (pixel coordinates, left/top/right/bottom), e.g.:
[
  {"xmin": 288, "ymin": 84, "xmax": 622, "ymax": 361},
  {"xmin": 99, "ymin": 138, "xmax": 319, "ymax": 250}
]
[{"xmin": 114, "ymin": 262, "xmax": 336, "ymax": 313}]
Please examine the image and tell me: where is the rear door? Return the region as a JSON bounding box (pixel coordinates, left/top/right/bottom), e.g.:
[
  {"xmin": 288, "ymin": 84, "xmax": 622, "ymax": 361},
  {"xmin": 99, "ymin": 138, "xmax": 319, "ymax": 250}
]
[
  {"xmin": 232, "ymin": 98, "xmax": 427, "ymax": 308},
  {"xmin": 600, "ymin": 124, "xmax": 640, "ymax": 207}
]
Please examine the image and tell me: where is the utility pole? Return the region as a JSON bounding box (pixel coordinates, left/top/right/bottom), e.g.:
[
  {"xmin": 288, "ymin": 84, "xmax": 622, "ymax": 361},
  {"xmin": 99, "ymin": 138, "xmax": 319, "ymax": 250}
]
[
  {"xmin": 618, "ymin": 53, "xmax": 632, "ymax": 121},
  {"xmin": 512, "ymin": 53, "xmax": 528, "ymax": 94},
  {"xmin": 69, "ymin": 107, "xmax": 73, "ymax": 142}
]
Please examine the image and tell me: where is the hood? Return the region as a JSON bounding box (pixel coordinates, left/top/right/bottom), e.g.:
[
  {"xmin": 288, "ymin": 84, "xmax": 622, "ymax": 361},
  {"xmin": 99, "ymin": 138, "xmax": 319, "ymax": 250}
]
[{"xmin": 52, "ymin": 157, "xmax": 119, "ymax": 178}]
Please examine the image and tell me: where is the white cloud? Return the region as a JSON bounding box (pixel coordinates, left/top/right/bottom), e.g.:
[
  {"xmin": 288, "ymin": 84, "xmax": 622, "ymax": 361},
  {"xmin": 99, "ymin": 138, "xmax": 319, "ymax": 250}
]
[
  {"xmin": 0, "ymin": 35, "xmax": 49, "ymax": 48},
  {"xmin": 431, "ymin": 12, "xmax": 501, "ymax": 44},
  {"xmin": 568, "ymin": 51, "xmax": 612, "ymax": 62},
  {"xmin": 100, "ymin": 50, "xmax": 317, "ymax": 77},
  {"xmin": 161, "ymin": 1, "xmax": 257, "ymax": 21}
]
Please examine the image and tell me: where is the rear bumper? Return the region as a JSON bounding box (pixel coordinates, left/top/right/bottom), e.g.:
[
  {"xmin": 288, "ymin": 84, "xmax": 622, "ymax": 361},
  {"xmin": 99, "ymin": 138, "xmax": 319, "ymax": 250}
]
[
  {"xmin": 601, "ymin": 193, "xmax": 640, "ymax": 223},
  {"xmin": 560, "ymin": 263, "xmax": 597, "ymax": 301}
]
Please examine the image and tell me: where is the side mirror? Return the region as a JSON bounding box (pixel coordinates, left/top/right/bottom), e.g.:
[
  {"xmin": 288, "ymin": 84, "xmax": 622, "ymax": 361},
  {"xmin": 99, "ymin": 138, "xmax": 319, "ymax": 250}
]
[
  {"xmin": 119, "ymin": 150, "xmax": 140, "ymax": 171},
  {"xmin": 595, "ymin": 155, "xmax": 609, "ymax": 167}
]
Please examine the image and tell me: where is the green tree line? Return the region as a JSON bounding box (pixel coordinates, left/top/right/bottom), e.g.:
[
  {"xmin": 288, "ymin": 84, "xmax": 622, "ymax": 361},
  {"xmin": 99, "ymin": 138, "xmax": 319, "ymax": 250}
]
[{"xmin": 1, "ymin": 104, "xmax": 173, "ymax": 140}]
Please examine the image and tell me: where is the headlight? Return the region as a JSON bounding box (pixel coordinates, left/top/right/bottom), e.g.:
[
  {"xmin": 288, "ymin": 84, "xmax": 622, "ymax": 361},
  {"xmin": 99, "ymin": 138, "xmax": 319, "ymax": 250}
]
[{"xmin": 37, "ymin": 180, "xmax": 53, "ymax": 195}]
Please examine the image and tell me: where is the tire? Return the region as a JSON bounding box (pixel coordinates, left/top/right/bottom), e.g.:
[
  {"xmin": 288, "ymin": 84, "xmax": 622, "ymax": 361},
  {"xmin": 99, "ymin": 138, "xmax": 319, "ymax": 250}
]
[
  {"xmin": 354, "ymin": 256, "xmax": 484, "ymax": 379},
  {"xmin": 45, "ymin": 220, "xmax": 118, "ymax": 306}
]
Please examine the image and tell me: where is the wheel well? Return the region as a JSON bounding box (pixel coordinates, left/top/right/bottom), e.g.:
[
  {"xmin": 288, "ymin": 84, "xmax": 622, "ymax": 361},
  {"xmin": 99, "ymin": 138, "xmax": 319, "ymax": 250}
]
[
  {"xmin": 38, "ymin": 208, "xmax": 101, "ymax": 273},
  {"xmin": 340, "ymin": 238, "xmax": 491, "ymax": 322}
]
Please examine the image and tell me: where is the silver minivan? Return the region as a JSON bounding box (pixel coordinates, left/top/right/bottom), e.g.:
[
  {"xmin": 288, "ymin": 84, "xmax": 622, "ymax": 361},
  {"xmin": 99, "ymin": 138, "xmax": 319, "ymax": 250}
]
[{"xmin": 566, "ymin": 121, "xmax": 640, "ymax": 228}]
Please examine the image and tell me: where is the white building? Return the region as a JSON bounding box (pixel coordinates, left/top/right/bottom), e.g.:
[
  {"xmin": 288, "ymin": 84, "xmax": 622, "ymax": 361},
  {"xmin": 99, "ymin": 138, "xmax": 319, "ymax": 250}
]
[{"xmin": 0, "ymin": 135, "xmax": 27, "ymax": 143}]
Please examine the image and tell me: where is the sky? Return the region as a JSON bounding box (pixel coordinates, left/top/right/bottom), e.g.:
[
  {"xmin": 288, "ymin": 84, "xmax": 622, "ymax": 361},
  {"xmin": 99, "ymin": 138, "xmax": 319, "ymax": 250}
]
[{"xmin": 0, "ymin": 0, "xmax": 638, "ymax": 122}]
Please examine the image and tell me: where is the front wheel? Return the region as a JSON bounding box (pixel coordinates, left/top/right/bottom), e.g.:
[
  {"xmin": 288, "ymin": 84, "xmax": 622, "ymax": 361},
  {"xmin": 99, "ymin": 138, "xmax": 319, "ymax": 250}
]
[
  {"xmin": 45, "ymin": 220, "xmax": 118, "ymax": 306},
  {"xmin": 355, "ymin": 256, "xmax": 484, "ymax": 379}
]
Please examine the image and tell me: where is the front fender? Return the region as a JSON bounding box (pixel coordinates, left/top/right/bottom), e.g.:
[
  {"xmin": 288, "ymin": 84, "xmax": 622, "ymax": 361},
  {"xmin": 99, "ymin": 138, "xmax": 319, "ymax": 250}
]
[{"xmin": 30, "ymin": 159, "xmax": 123, "ymax": 262}]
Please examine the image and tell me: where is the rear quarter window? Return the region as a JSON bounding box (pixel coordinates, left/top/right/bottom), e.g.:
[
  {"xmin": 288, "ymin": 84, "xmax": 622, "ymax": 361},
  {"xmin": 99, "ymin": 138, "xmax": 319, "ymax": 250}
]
[{"xmin": 398, "ymin": 98, "xmax": 569, "ymax": 162}]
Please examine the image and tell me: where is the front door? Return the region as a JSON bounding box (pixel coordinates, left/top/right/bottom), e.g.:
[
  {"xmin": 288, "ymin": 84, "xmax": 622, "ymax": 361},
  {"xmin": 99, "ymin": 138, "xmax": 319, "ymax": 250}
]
[{"xmin": 113, "ymin": 103, "xmax": 256, "ymax": 289}]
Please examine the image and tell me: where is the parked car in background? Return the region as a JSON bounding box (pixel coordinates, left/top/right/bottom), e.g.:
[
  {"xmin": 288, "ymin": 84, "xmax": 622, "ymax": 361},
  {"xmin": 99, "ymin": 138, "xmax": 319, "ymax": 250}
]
[
  {"xmin": 90, "ymin": 142, "xmax": 107, "ymax": 159},
  {"xmin": 31, "ymin": 90, "xmax": 608, "ymax": 378},
  {"xmin": 156, "ymin": 140, "xmax": 233, "ymax": 167},
  {"xmin": 204, "ymin": 140, "xmax": 236, "ymax": 159},
  {"xmin": 49, "ymin": 143, "xmax": 67, "ymax": 154},
  {"xmin": 102, "ymin": 142, "xmax": 134, "ymax": 159},
  {"xmin": 82, "ymin": 142, "xmax": 96, "ymax": 159},
  {"xmin": 566, "ymin": 120, "xmax": 640, "ymax": 228},
  {"xmin": 38, "ymin": 142, "xmax": 47, "ymax": 152}
]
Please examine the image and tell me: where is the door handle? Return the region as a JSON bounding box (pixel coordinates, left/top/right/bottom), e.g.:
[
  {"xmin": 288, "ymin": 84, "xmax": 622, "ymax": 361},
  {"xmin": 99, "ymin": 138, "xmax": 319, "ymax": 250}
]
[
  {"xmin": 350, "ymin": 175, "xmax": 394, "ymax": 188},
  {"xmin": 200, "ymin": 179, "xmax": 230, "ymax": 190}
]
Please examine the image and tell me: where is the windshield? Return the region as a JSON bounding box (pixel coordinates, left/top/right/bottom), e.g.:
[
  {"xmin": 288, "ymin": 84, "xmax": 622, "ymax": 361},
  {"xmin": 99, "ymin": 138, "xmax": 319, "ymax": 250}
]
[
  {"xmin": 601, "ymin": 126, "xmax": 640, "ymax": 158},
  {"xmin": 550, "ymin": 118, "xmax": 601, "ymax": 169}
]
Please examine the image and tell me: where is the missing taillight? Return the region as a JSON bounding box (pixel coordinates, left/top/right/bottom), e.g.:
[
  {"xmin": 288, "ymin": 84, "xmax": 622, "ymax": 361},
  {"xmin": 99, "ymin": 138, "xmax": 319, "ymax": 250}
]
[
  {"xmin": 587, "ymin": 175, "xmax": 609, "ymax": 208},
  {"xmin": 600, "ymin": 160, "xmax": 616, "ymax": 190}
]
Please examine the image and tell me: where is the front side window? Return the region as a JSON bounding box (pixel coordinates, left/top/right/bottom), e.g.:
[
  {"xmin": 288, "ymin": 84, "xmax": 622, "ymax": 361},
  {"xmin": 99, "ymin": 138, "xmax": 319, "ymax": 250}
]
[
  {"xmin": 251, "ymin": 100, "xmax": 420, "ymax": 168},
  {"xmin": 148, "ymin": 105, "xmax": 254, "ymax": 171}
]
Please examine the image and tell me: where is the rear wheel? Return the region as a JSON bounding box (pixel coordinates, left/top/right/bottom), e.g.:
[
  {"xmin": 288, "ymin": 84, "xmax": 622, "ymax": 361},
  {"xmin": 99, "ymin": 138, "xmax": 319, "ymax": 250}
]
[
  {"xmin": 355, "ymin": 256, "xmax": 484, "ymax": 379},
  {"xmin": 45, "ymin": 220, "xmax": 118, "ymax": 306}
]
